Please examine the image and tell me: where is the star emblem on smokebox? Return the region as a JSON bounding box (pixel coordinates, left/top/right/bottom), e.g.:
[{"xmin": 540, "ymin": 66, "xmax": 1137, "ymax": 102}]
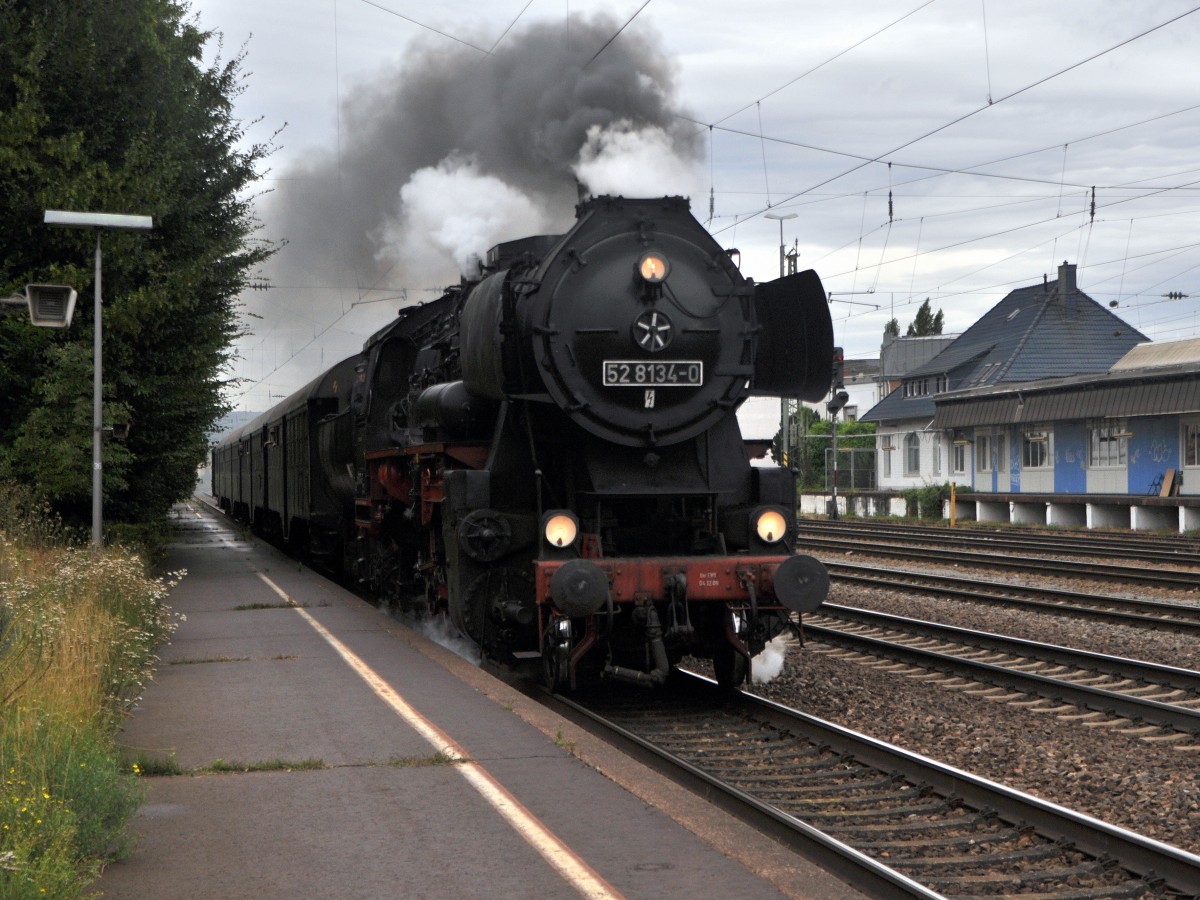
[{"xmin": 633, "ymin": 309, "xmax": 673, "ymax": 352}]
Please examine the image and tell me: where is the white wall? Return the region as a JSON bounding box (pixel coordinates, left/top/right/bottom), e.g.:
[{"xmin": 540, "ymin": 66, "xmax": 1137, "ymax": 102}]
[{"xmin": 875, "ymin": 423, "xmax": 950, "ymax": 490}]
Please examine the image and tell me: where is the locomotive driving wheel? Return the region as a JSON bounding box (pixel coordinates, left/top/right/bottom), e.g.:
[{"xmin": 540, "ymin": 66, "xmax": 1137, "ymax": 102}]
[
  {"xmin": 713, "ymin": 610, "xmax": 750, "ymax": 690},
  {"xmin": 456, "ymin": 509, "xmax": 512, "ymax": 562},
  {"xmin": 712, "ymin": 642, "xmax": 748, "ymax": 690},
  {"xmin": 460, "ymin": 565, "xmax": 535, "ymax": 654}
]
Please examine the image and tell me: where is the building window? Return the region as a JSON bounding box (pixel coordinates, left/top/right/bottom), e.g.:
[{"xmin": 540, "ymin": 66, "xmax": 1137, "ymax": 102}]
[
  {"xmin": 1089, "ymin": 421, "xmax": 1128, "ymax": 467},
  {"xmin": 931, "ymin": 437, "xmax": 941, "ymax": 476},
  {"xmin": 951, "ymin": 442, "xmax": 966, "ymax": 474},
  {"xmin": 1022, "ymin": 428, "xmax": 1052, "ymax": 469},
  {"xmin": 976, "ymin": 434, "xmax": 992, "ymax": 472},
  {"xmin": 1186, "ymin": 422, "xmax": 1200, "ymax": 467},
  {"xmin": 882, "ymin": 446, "xmax": 892, "ymax": 478},
  {"xmin": 904, "ymin": 378, "xmax": 944, "ymax": 398},
  {"xmin": 971, "ymin": 362, "xmax": 1000, "ymax": 386},
  {"xmin": 904, "ymin": 432, "xmax": 920, "ymax": 475}
]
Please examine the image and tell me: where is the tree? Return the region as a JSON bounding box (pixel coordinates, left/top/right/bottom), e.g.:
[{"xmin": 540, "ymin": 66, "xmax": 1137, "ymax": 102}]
[
  {"xmin": 0, "ymin": 0, "xmax": 276, "ymax": 526},
  {"xmin": 905, "ymin": 298, "xmax": 944, "ymax": 336},
  {"xmin": 771, "ymin": 406, "xmax": 819, "ymax": 474},
  {"xmin": 883, "ymin": 317, "xmax": 900, "ymax": 339},
  {"xmin": 799, "ymin": 419, "xmax": 876, "ymax": 489},
  {"xmin": 772, "ymin": 408, "xmax": 875, "ymax": 489}
]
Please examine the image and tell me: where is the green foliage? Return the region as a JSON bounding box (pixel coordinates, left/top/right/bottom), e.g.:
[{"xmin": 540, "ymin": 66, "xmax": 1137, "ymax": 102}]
[
  {"xmin": 901, "ymin": 482, "xmax": 952, "ymax": 518},
  {"xmin": 0, "ymin": 482, "xmax": 76, "ymax": 550},
  {"xmin": 772, "ymin": 410, "xmax": 875, "ymax": 489},
  {"xmin": 0, "ymin": 0, "xmax": 276, "ymax": 528},
  {"xmin": 905, "ymin": 298, "xmax": 945, "ymax": 336},
  {"xmin": 126, "ymin": 751, "xmax": 185, "ymax": 778},
  {"xmin": 204, "ymin": 758, "xmax": 326, "ymax": 773},
  {"xmin": 1, "ymin": 484, "xmax": 179, "ymax": 896},
  {"xmin": 883, "ymin": 317, "xmax": 899, "ymax": 338}
]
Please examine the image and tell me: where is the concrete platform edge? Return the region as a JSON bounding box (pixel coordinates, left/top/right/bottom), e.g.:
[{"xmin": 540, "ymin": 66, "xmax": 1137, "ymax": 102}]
[{"xmin": 384, "ymin": 609, "xmax": 861, "ymax": 900}]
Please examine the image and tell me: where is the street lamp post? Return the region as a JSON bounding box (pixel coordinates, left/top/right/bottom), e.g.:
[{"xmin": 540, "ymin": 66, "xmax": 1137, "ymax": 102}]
[
  {"xmin": 764, "ymin": 212, "xmax": 797, "ymax": 279},
  {"xmin": 764, "ymin": 212, "xmax": 798, "ymax": 472},
  {"xmin": 44, "ymin": 210, "xmax": 153, "ymax": 550},
  {"xmin": 1, "ymin": 285, "xmax": 78, "ymax": 327}
]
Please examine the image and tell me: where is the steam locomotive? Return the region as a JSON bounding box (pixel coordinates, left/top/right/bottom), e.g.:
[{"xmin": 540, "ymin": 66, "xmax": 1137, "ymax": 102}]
[{"xmin": 211, "ymin": 196, "xmax": 834, "ymax": 689}]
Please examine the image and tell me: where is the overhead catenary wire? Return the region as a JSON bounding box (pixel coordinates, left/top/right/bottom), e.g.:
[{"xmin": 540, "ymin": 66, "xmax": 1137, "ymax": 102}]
[
  {"xmin": 979, "ymin": 0, "xmax": 993, "ymax": 104},
  {"xmin": 710, "ymin": 3, "xmax": 1200, "ymax": 236},
  {"xmin": 686, "ymin": 97, "xmax": 1200, "ymax": 213},
  {"xmin": 583, "ymin": 0, "xmax": 651, "ymax": 67},
  {"xmin": 243, "ymin": 3, "xmax": 1200, "ymax": 388},
  {"xmin": 696, "ymin": 4, "xmax": 1200, "ymax": 355},
  {"xmin": 358, "ymin": 0, "xmax": 492, "ymax": 54},
  {"xmin": 706, "ymin": 0, "xmax": 941, "ymax": 130}
]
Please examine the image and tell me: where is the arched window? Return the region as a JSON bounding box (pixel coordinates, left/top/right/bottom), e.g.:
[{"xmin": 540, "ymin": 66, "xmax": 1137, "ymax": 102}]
[{"xmin": 904, "ymin": 432, "xmax": 921, "ymax": 476}]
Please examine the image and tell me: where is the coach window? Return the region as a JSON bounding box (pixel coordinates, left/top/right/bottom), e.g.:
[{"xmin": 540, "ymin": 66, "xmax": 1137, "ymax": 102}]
[
  {"xmin": 1089, "ymin": 420, "xmax": 1128, "ymax": 467},
  {"xmin": 904, "ymin": 432, "xmax": 920, "ymax": 476},
  {"xmin": 1022, "ymin": 427, "xmax": 1052, "ymax": 469}
]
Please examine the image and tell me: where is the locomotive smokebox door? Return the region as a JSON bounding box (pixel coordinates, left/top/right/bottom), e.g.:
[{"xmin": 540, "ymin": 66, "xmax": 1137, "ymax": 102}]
[{"xmin": 752, "ymin": 270, "xmax": 834, "ymax": 401}]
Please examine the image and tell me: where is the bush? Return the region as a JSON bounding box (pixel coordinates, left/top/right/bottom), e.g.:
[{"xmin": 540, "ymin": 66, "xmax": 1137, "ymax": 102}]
[
  {"xmin": 0, "ymin": 483, "xmax": 75, "ymax": 553},
  {"xmin": 902, "ymin": 483, "xmax": 952, "ymax": 519}
]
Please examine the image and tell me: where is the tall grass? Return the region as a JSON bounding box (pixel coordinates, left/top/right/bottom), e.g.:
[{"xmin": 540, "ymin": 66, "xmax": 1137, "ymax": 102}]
[{"xmin": 0, "ymin": 483, "xmax": 180, "ymax": 898}]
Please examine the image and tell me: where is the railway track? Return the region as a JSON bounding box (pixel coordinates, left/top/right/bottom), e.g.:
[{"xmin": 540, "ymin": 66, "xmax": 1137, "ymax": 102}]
[
  {"xmin": 797, "ymin": 535, "xmax": 1200, "ymax": 590},
  {"xmin": 806, "ymin": 605, "xmax": 1200, "ymax": 743},
  {"xmin": 826, "ymin": 562, "xmax": 1200, "ymax": 632},
  {"xmin": 798, "ymin": 519, "xmax": 1200, "ymax": 566},
  {"xmin": 547, "ymin": 673, "xmax": 1200, "ymax": 898}
]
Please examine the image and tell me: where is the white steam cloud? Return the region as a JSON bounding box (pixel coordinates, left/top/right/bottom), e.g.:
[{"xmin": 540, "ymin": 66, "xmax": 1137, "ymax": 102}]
[
  {"xmin": 751, "ymin": 634, "xmax": 794, "ymax": 684},
  {"xmin": 417, "ymin": 616, "xmax": 482, "ymax": 665},
  {"xmin": 382, "ymin": 154, "xmax": 555, "ymax": 280},
  {"xmin": 572, "ymin": 120, "xmax": 705, "ymax": 199}
]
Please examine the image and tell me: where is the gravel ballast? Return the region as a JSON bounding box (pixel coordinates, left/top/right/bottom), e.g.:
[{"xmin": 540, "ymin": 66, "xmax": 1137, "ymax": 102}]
[{"xmin": 738, "ymin": 560, "xmax": 1200, "ymax": 854}]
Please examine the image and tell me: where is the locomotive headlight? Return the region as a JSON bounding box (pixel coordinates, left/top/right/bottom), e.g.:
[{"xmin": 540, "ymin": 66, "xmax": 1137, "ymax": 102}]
[
  {"xmin": 754, "ymin": 507, "xmax": 789, "ymax": 544},
  {"xmin": 637, "ymin": 252, "xmax": 670, "ymax": 284},
  {"xmin": 543, "ymin": 511, "xmax": 579, "ymax": 548}
]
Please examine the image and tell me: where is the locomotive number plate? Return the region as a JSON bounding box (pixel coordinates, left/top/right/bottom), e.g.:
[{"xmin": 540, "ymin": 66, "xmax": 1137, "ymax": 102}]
[{"xmin": 602, "ymin": 360, "xmax": 703, "ymax": 386}]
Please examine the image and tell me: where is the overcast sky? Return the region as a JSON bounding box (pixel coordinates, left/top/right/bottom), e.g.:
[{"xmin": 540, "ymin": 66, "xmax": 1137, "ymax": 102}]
[{"xmin": 187, "ymin": 0, "xmax": 1200, "ymax": 435}]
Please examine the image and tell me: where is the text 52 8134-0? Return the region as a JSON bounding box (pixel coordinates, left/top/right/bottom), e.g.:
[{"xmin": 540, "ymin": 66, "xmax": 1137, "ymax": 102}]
[{"xmin": 602, "ymin": 360, "xmax": 703, "ymax": 387}]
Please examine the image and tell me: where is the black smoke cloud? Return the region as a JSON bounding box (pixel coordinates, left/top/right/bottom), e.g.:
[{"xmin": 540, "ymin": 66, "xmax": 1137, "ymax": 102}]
[{"xmin": 261, "ymin": 14, "xmax": 703, "ymax": 296}]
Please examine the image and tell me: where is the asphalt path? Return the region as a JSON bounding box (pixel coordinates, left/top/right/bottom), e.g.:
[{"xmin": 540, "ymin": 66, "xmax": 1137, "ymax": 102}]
[{"xmin": 92, "ymin": 502, "xmax": 867, "ymax": 899}]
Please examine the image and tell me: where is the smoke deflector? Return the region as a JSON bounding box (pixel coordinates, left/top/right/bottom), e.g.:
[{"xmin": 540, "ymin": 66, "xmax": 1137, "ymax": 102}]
[{"xmin": 751, "ymin": 270, "xmax": 834, "ymax": 401}]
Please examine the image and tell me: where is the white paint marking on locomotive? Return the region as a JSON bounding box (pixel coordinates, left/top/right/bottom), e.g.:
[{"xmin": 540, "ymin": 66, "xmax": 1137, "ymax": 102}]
[
  {"xmin": 644, "ymin": 389, "xmax": 655, "ymax": 408},
  {"xmin": 254, "ymin": 572, "xmax": 623, "ymax": 900}
]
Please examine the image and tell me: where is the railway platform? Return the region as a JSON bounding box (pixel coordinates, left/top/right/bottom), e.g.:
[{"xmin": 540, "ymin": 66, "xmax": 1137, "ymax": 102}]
[{"xmin": 91, "ymin": 501, "xmax": 866, "ymax": 899}]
